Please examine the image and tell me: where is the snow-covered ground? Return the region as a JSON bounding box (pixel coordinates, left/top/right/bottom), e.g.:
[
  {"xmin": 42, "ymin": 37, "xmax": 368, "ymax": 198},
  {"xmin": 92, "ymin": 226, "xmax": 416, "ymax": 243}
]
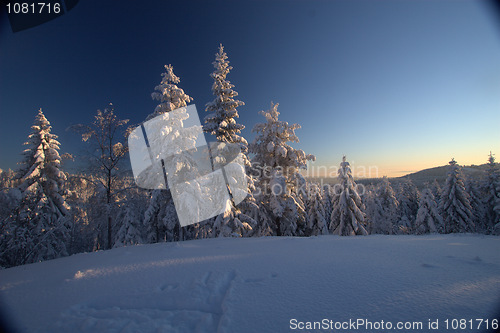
[{"xmin": 0, "ymin": 235, "xmax": 499, "ymax": 333}]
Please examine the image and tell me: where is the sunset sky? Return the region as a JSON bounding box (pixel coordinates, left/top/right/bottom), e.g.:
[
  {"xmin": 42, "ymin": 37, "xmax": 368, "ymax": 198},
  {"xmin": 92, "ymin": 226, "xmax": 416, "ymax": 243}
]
[{"xmin": 1, "ymin": 0, "xmax": 499, "ymax": 177}]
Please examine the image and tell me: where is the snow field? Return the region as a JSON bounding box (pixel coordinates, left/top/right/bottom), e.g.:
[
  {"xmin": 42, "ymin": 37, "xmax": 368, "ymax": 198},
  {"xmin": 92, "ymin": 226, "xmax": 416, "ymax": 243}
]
[{"xmin": 0, "ymin": 234, "xmax": 499, "ymax": 333}]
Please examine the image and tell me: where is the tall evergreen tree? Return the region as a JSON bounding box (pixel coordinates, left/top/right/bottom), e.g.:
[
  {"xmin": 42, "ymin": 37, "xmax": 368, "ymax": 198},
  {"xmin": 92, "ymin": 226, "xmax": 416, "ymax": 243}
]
[
  {"xmin": 368, "ymin": 177, "xmax": 399, "ymax": 234},
  {"xmin": 112, "ymin": 178, "xmax": 147, "ymax": 248},
  {"xmin": 395, "ymin": 178, "xmax": 420, "ymax": 234},
  {"xmin": 1, "ymin": 109, "xmax": 70, "ymax": 267},
  {"xmin": 204, "ymin": 44, "xmax": 256, "ymax": 237},
  {"xmin": 148, "ymin": 64, "xmax": 193, "ymax": 121},
  {"xmin": 415, "ymin": 187, "xmax": 443, "ymax": 234},
  {"xmin": 0, "ymin": 169, "xmax": 19, "ymax": 232},
  {"xmin": 430, "ymin": 179, "xmax": 442, "ymax": 202},
  {"xmin": 364, "ymin": 187, "xmax": 379, "ymax": 234},
  {"xmin": 483, "ymin": 152, "xmax": 500, "ymax": 233},
  {"xmin": 143, "ymin": 64, "xmax": 193, "ymax": 243},
  {"xmin": 322, "ymin": 183, "xmax": 334, "ymax": 221},
  {"xmin": 466, "ymin": 178, "xmax": 486, "ymax": 233},
  {"xmin": 304, "ymin": 182, "xmax": 328, "ymax": 236},
  {"xmin": 440, "ymin": 158, "xmax": 474, "ymax": 233},
  {"xmin": 329, "ymin": 156, "xmax": 368, "ymax": 236},
  {"xmin": 250, "ymin": 102, "xmax": 315, "ymax": 236},
  {"xmin": 0, "ymin": 169, "xmax": 16, "ymax": 188},
  {"xmin": 204, "ymin": 44, "xmax": 246, "ymax": 146}
]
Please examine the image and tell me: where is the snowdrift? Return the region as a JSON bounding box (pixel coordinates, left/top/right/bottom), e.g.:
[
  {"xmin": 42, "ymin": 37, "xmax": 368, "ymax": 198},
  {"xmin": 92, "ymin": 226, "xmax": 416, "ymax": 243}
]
[{"xmin": 0, "ymin": 235, "xmax": 499, "ymax": 333}]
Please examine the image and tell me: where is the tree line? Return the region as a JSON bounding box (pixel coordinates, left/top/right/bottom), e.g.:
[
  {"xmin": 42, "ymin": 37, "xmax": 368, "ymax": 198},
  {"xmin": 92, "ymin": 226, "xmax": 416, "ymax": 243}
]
[{"xmin": 0, "ymin": 44, "xmax": 499, "ymax": 268}]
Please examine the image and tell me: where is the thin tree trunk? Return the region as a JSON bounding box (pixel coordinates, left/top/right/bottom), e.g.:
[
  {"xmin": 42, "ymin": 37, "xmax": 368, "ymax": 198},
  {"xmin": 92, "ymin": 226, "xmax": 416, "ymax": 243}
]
[{"xmin": 107, "ymin": 168, "xmax": 112, "ymax": 249}]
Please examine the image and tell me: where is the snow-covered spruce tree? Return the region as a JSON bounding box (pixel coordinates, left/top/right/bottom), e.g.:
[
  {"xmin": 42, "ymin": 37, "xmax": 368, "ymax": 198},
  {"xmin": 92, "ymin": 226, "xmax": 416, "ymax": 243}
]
[
  {"xmin": 483, "ymin": 152, "xmax": 500, "ymax": 233},
  {"xmin": 143, "ymin": 64, "xmax": 193, "ymax": 243},
  {"xmin": 143, "ymin": 189, "xmax": 164, "ymax": 243},
  {"xmin": 71, "ymin": 104, "xmax": 130, "ymax": 250},
  {"xmin": 415, "ymin": 186, "xmax": 443, "ymax": 234},
  {"xmin": 304, "ymin": 182, "xmax": 328, "ymax": 236},
  {"xmin": 114, "ymin": 205, "xmax": 142, "ymax": 247},
  {"xmin": 204, "ymin": 44, "xmax": 245, "ymax": 146},
  {"xmin": 322, "ymin": 183, "xmax": 334, "ymax": 221},
  {"xmin": 250, "ymin": 102, "xmax": 315, "ymax": 236},
  {"xmin": 204, "ymin": 44, "xmax": 257, "ymax": 238},
  {"xmin": 329, "ymin": 156, "xmax": 368, "ymax": 236},
  {"xmin": 364, "ymin": 186, "xmax": 380, "ymax": 234},
  {"xmin": 1, "ymin": 109, "xmax": 70, "ymax": 267},
  {"xmin": 113, "ymin": 188, "xmax": 146, "ymax": 248},
  {"xmin": 440, "ymin": 158, "xmax": 474, "ymax": 233},
  {"xmin": 143, "ymin": 158, "xmax": 184, "ymax": 244},
  {"xmin": 148, "ymin": 64, "xmax": 193, "ymax": 121},
  {"xmin": 430, "ymin": 179, "xmax": 442, "ymax": 202},
  {"xmin": 370, "ymin": 177, "xmax": 399, "ymax": 234},
  {"xmin": 0, "ymin": 169, "xmax": 16, "ymax": 188},
  {"xmin": 395, "ymin": 178, "xmax": 420, "ymax": 234},
  {"xmin": 466, "ymin": 178, "xmax": 486, "ymax": 233},
  {"xmin": 0, "ymin": 169, "xmax": 19, "ymax": 232}
]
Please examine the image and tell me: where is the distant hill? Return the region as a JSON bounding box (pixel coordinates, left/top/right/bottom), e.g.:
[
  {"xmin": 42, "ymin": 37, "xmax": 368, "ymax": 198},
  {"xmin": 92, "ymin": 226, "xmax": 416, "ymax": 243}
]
[
  {"xmin": 393, "ymin": 163, "xmax": 488, "ymax": 188},
  {"xmin": 326, "ymin": 164, "xmax": 487, "ymax": 188},
  {"xmin": 317, "ymin": 163, "xmax": 490, "ymax": 189}
]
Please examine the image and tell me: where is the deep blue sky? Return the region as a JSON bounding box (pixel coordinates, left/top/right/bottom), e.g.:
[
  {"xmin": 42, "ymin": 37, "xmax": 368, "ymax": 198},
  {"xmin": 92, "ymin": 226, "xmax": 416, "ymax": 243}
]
[{"xmin": 1, "ymin": 0, "xmax": 499, "ymax": 177}]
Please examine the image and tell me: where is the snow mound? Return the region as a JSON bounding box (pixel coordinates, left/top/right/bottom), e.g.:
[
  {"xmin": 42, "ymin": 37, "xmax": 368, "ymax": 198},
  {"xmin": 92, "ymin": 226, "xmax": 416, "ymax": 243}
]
[{"xmin": 1, "ymin": 235, "xmax": 499, "ymax": 333}]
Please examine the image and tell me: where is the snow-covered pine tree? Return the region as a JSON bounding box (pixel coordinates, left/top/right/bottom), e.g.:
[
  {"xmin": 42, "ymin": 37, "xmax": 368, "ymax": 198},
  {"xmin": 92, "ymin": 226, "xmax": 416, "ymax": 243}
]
[
  {"xmin": 0, "ymin": 169, "xmax": 19, "ymax": 233},
  {"xmin": 329, "ymin": 156, "xmax": 368, "ymax": 236},
  {"xmin": 371, "ymin": 177, "xmax": 399, "ymax": 234},
  {"xmin": 204, "ymin": 44, "xmax": 245, "ymax": 146},
  {"xmin": 211, "ymin": 199, "xmax": 253, "ymax": 238},
  {"xmin": 496, "ymin": 180, "xmax": 500, "ymax": 234},
  {"xmin": 143, "ymin": 64, "xmax": 193, "ymax": 243},
  {"xmin": 322, "ymin": 183, "xmax": 334, "ymax": 221},
  {"xmin": 143, "ymin": 189, "xmax": 164, "ymax": 243},
  {"xmin": 415, "ymin": 186, "xmax": 443, "ymax": 234},
  {"xmin": 144, "ymin": 174, "xmax": 185, "ymax": 243},
  {"xmin": 495, "ymin": 184, "xmax": 500, "ymax": 234},
  {"xmin": 148, "ymin": 64, "xmax": 193, "ymax": 121},
  {"xmin": 395, "ymin": 178, "xmax": 420, "ymax": 234},
  {"xmin": 466, "ymin": 178, "xmax": 486, "ymax": 233},
  {"xmin": 1, "ymin": 109, "xmax": 70, "ymax": 267},
  {"xmin": 204, "ymin": 44, "xmax": 257, "ymax": 237},
  {"xmin": 440, "ymin": 158, "xmax": 474, "ymax": 233},
  {"xmin": 364, "ymin": 186, "xmax": 381, "ymax": 234},
  {"xmin": 250, "ymin": 102, "xmax": 315, "ymax": 236},
  {"xmin": 304, "ymin": 182, "xmax": 328, "ymax": 236},
  {"xmin": 483, "ymin": 152, "xmax": 500, "ymax": 233},
  {"xmin": 114, "ymin": 193, "xmax": 145, "ymax": 248},
  {"xmin": 0, "ymin": 169, "xmax": 16, "ymax": 188},
  {"xmin": 430, "ymin": 179, "xmax": 442, "ymax": 202},
  {"xmin": 267, "ymin": 169, "xmax": 300, "ymax": 236}
]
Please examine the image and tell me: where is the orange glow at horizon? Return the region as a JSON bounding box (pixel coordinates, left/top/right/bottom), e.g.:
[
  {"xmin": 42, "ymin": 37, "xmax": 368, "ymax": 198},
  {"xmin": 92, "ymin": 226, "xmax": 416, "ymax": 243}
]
[{"xmin": 303, "ymin": 152, "xmax": 495, "ymax": 179}]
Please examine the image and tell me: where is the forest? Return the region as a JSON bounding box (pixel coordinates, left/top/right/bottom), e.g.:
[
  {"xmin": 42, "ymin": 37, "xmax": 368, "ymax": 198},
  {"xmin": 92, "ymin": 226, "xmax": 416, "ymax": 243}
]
[{"xmin": 1, "ymin": 45, "xmax": 499, "ymax": 269}]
